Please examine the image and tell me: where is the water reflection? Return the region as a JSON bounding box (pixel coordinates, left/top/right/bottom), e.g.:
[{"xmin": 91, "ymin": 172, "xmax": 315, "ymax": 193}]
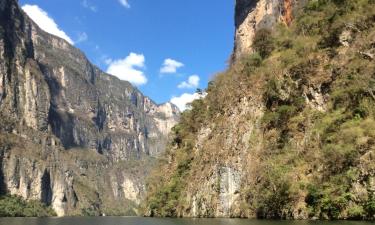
[{"xmin": 0, "ymin": 217, "xmax": 372, "ymax": 225}]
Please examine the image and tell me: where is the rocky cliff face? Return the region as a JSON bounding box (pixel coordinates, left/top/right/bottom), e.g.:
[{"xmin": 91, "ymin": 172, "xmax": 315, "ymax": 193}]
[
  {"xmin": 145, "ymin": 0, "xmax": 375, "ymax": 220},
  {"xmin": 0, "ymin": 0, "xmax": 179, "ymax": 216},
  {"xmin": 233, "ymin": 0, "xmax": 306, "ymax": 61}
]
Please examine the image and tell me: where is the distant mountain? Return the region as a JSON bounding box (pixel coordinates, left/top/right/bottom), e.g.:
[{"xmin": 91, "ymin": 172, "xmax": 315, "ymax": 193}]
[{"xmin": 0, "ymin": 0, "xmax": 179, "ymax": 216}]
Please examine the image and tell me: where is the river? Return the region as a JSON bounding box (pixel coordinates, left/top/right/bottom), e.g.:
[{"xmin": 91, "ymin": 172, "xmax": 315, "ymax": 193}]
[{"xmin": 0, "ymin": 217, "xmax": 372, "ymax": 225}]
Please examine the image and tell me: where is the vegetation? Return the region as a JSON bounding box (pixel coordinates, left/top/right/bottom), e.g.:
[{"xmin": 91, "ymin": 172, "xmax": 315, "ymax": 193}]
[
  {"xmin": 252, "ymin": 28, "xmax": 275, "ymax": 59},
  {"xmin": 144, "ymin": 100, "xmax": 203, "ymax": 216},
  {"xmin": 0, "ymin": 195, "xmax": 56, "ymax": 217},
  {"xmin": 251, "ymin": 0, "xmax": 375, "ymax": 219},
  {"xmin": 145, "ymin": 0, "xmax": 375, "ymax": 220}
]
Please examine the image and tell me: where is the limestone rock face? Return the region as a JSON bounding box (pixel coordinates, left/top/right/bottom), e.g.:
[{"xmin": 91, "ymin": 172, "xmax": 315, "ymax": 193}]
[
  {"xmin": 233, "ymin": 0, "xmax": 305, "ymax": 61},
  {"xmin": 181, "ymin": 98, "xmax": 265, "ymax": 218},
  {"xmin": 0, "ymin": 0, "xmax": 179, "ymax": 216}
]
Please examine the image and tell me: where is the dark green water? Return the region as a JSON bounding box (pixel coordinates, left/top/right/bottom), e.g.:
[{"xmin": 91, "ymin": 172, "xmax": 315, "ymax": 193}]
[{"xmin": 0, "ymin": 217, "xmax": 372, "ymax": 225}]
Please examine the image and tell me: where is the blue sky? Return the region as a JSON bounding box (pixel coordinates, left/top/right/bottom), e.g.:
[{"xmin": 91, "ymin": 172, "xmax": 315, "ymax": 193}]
[{"xmin": 20, "ymin": 0, "xmax": 235, "ymax": 110}]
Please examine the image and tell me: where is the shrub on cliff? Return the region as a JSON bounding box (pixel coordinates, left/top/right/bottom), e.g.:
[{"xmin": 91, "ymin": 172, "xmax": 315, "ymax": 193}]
[{"xmin": 253, "ymin": 28, "xmax": 275, "ymax": 58}]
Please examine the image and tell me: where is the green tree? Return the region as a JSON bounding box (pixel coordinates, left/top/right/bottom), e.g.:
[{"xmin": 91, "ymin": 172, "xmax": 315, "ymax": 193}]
[{"xmin": 253, "ymin": 28, "xmax": 275, "ymax": 58}]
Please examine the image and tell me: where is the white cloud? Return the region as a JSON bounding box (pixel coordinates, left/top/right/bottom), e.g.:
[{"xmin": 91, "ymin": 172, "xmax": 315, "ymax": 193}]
[
  {"xmin": 170, "ymin": 92, "xmax": 206, "ymax": 111},
  {"xmin": 22, "ymin": 4, "xmax": 74, "ymax": 44},
  {"xmin": 178, "ymin": 75, "xmax": 200, "ymax": 89},
  {"xmin": 119, "ymin": 0, "xmax": 130, "ymax": 8},
  {"xmin": 106, "ymin": 53, "xmax": 148, "ymax": 86},
  {"xmin": 76, "ymin": 32, "xmax": 88, "ymax": 44},
  {"xmin": 81, "ymin": 0, "xmax": 98, "ymax": 12},
  {"xmin": 104, "ymin": 57, "xmax": 113, "ymax": 65},
  {"xmin": 160, "ymin": 58, "xmax": 184, "ymax": 74}
]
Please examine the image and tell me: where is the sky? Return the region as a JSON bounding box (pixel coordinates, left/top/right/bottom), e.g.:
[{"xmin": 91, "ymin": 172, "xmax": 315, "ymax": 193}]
[{"xmin": 19, "ymin": 0, "xmax": 235, "ymax": 111}]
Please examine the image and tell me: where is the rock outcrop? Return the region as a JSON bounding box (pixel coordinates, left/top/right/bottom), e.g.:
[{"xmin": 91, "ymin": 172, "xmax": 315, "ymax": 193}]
[
  {"xmin": 0, "ymin": 0, "xmax": 179, "ymax": 216},
  {"xmin": 233, "ymin": 0, "xmax": 305, "ymax": 61}
]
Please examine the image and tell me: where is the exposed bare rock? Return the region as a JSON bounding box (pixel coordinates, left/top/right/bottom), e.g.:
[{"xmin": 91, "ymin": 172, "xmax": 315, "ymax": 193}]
[
  {"xmin": 233, "ymin": 0, "xmax": 306, "ymax": 61},
  {"xmin": 0, "ymin": 0, "xmax": 179, "ymax": 216}
]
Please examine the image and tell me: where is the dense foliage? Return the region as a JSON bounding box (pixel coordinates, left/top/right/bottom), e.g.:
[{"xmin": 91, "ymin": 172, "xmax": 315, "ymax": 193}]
[
  {"xmin": 0, "ymin": 195, "xmax": 56, "ymax": 217},
  {"xmin": 144, "ymin": 0, "xmax": 375, "ymax": 220}
]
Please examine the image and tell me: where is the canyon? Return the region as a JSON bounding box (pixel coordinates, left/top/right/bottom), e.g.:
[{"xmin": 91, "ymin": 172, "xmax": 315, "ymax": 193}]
[
  {"xmin": 1, "ymin": 0, "xmax": 375, "ymax": 220},
  {"xmin": 0, "ymin": 0, "xmax": 179, "ymax": 216}
]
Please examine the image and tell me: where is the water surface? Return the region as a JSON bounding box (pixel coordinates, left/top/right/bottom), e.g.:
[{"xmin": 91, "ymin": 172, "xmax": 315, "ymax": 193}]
[{"xmin": 0, "ymin": 217, "xmax": 372, "ymax": 225}]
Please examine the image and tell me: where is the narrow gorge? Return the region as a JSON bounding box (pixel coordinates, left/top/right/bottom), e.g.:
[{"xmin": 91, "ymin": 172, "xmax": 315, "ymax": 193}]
[{"xmin": 1, "ymin": 0, "xmax": 375, "ymax": 220}]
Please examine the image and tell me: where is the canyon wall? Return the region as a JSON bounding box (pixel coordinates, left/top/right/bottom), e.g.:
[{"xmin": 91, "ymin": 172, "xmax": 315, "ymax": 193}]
[
  {"xmin": 0, "ymin": 0, "xmax": 179, "ymax": 216},
  {"xmin": 145, "ymin": 0, "xmax": 375, "ymax": 220}
]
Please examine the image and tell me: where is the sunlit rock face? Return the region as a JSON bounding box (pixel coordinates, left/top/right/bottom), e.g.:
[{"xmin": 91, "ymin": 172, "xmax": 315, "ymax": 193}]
[
  {"xmin": 180, "ymin": 98, "xmax": 265, "ymax": 218},
  {"xmin": 232, "ymin": 0, "xmax": 305, "ymax": 61},
  {"xmin": 0, "ymin": 0, "xmax": 179, "ymax": 216}
]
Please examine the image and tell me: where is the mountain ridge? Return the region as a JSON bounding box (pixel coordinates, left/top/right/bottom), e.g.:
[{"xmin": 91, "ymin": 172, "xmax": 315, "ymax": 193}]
[{"xmin": 0, "ymin": 0, "xmax": 179, "ymax": 216}]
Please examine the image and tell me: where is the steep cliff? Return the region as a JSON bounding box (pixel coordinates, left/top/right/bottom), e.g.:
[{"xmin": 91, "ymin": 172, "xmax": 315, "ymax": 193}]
[
  {"xmin": 145, "ymin": 0, "xmax": 375, "ymax": 220},
  {"xmin": 233, "ymin": 0, "xmax": 306, "ymax": 61},
  {"xmin": 0, "ymin": 0, "xmax": 179, "ymax": 216}
]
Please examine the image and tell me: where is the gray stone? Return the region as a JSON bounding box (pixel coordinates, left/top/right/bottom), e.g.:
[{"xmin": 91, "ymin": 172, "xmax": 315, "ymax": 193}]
[{"xmin": 0, "ymin": 0, "xmax": 179, "ymax": 216}]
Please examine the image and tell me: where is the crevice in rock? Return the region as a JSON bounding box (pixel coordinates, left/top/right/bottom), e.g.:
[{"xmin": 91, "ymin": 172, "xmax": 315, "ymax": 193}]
[
  {"xmin": 94, "ymin": 100, "xmax": 106, "ymax": 131},
  {"xmin": 41, "ymin": 169, "xmax": 52, "ymax": 205},
  {"xmin": 0, "ymin": 149, "xmax": 7, "ymax": 195}
]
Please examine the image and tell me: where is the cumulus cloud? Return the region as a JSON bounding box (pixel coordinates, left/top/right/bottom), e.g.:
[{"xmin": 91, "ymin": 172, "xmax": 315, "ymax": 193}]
[
  {"xmin": 160, "ymin": 58, "xmax": 184, "ymax": 74},
  {"xmin": 81, "ymin": 0, "xmax": 98, "ymax": 12},
  {"xmin": 104, "ymin": 57, "xmax": 113, "ymax": 65},
  {"xmin": 171, "ymin": 92, "xmax": 206, "ymax": 111},
  {"xmin": 22, "ymin": 4, "xmax": 74, "ymax": 44},
  {"xmin": 106, "ymin": 53, "xmax": 148, "ymax": 86},
  {"xmin": 178, "ymin": 75, "xmax": 200, "ymax": 89},
  {"xmin": 76, "ymin": 32, "xmax": 88, "ymax": 44},
  {"xmin": 119, "ymin": 0, "xmax": 131, "ymax": 8}
]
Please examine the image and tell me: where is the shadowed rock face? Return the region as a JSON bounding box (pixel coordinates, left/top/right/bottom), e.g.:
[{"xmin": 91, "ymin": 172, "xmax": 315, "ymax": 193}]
[
  {"xmin": 0, "ymin": 0, "xmax": 179, "ymax": 216},
  {"xmin": 235, "ymin": 0, "xmax": 259, "ymax": 29}
]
